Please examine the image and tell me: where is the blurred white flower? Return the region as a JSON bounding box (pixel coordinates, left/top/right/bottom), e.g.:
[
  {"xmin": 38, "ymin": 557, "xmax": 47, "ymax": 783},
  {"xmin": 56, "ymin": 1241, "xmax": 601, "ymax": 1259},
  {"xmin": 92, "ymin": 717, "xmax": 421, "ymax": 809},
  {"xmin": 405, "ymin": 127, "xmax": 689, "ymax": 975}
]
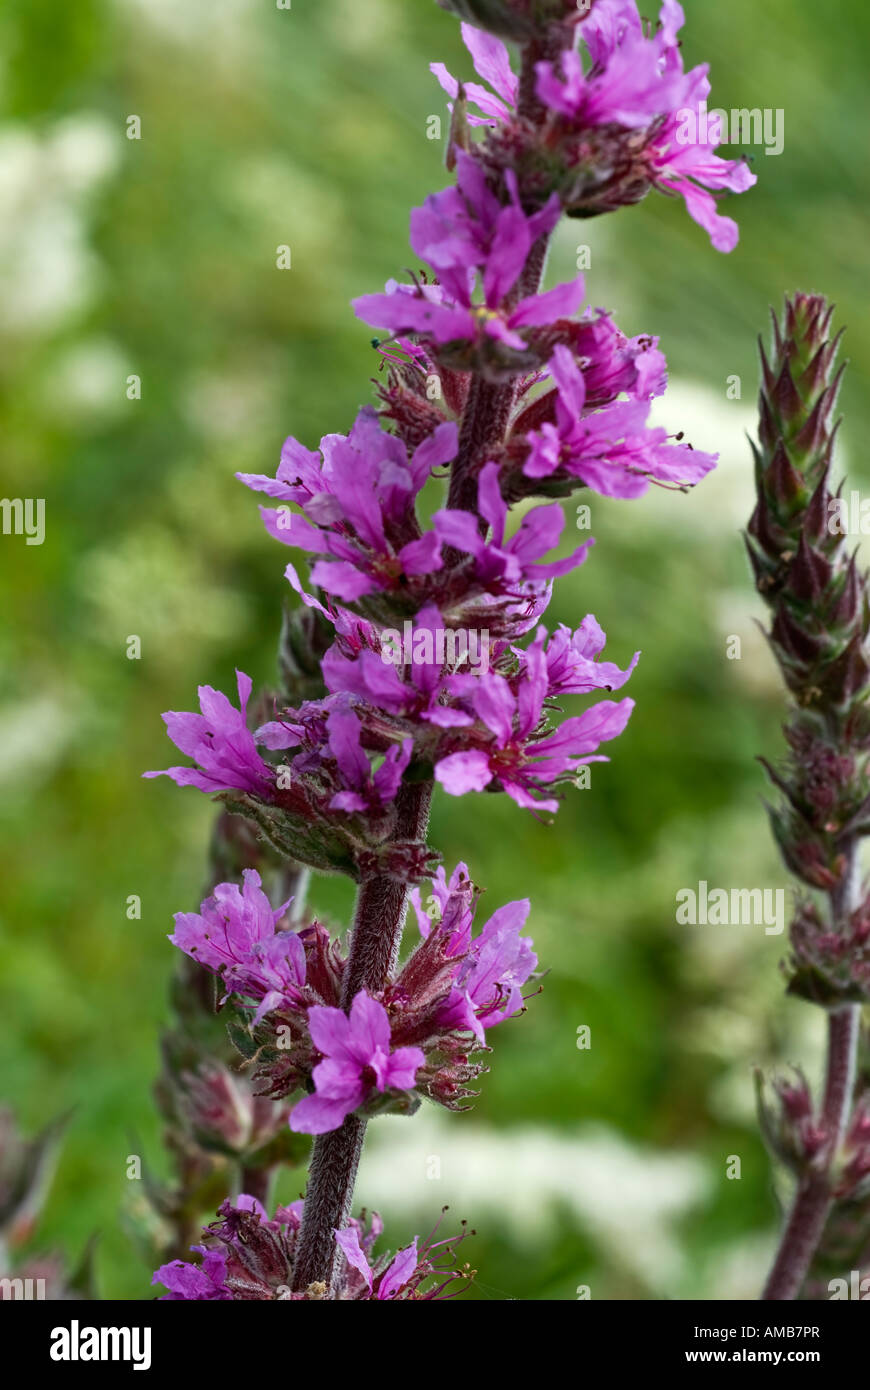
[
  {"xmin": 119, "ymin": 0, "xmax": 256, "ymax": 48},
  {"xmin": 42, "ymin": 338, "xmax": 130, "ymax": 422},
  {"xmin": 184, "ymin": 364, "xmax": 279, "ymax": 442},
  {"xmin": 0, "ymin": 114, "xmax": 119, "ymax": 335},
  {"xmin": 328, "ymin": 0, "xmax": 403, "ymax": 52},
  {"xmin": 645, "ymin": 380, "xmax": 757, "ymax": 536},
  {"xmin": 358, "ymin": 1113, "xmax": 710, "ymax": 1292},
  {"xmin": 78, "ymin": 526, "xmax": 250, "ymax": 662},
  {"xmin": 0, "ymin": 695, "xmax": 81, "ymax": 789}
]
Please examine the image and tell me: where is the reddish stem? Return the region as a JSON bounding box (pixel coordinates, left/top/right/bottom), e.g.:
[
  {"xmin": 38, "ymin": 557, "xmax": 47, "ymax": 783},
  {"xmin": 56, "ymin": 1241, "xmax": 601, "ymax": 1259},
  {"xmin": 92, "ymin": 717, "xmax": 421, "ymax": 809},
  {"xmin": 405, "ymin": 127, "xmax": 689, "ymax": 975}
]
[
  {"xmin": 291, "ymin": 783, "xmax": 431, "ymax": 1293},
  {"xmin": 762, "ymin": 849, "xmax": 861, "ymax": 1301}
]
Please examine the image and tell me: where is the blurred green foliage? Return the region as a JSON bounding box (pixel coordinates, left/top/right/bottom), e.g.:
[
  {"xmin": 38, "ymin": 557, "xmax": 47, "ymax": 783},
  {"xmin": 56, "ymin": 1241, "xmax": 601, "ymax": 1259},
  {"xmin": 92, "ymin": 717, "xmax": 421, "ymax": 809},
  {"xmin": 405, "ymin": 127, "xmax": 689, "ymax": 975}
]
[{"xmin": 1, "ymin": 0, "xmax": 868, "ymax": 1299}]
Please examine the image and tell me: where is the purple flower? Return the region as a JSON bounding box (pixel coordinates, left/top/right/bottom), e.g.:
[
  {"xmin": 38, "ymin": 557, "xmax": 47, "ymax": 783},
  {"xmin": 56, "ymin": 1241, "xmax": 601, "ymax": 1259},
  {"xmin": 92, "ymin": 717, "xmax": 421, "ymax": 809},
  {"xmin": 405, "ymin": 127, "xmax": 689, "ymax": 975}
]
[
  {"xmin": 324, "ymin": 708, "xmax": 412, "ymax": 814},
  {"xmin": 354, "ymin": 154, "xmax": 581, "ymax": 354},
  {"xmin": 322, "ymin": 605, "xmax": 476, "ymax": 731},
  {"xmin": 143, "ymin": 669, "xmax": 276, "ymax": 798},
  {"xmin": 153, "ymin": 1198, "xmax": 305, "ymax": 1301},
  {"xmin": 169, "ymin": 869, "xmax": 306, "ymax": 1024},
  {"xmin": 521, "ymin": 617, "xmax": 640, "ymax": 696},
  {"xmin": 434, "ymin": 460, "xmax": 593, "ymax": 586},
  {"xmin": 507, "ymin": 314, "xmax": 668, "ymax": 447},
  {"xmin": 408, "ymin": 863, "xmax": 537, "ymax": 1042},
  {"xmin": 536, "ymin": 1, "xmax": 689, "ymax": 129},
  {"xmin": 250, "ymin": 693, "xmax": 415, "ymax": 824},
  {"xmin": 153, "ymin": 1200, "xmax": 472, "ymax": 1300},
  {"xmin": 523, "ymin": 346, "xmax": 717, "ymax": 497},
  {"xmin": 432, "ymin": 10, "xmax": 754, "ymax": 252},
  {"xmin": 335, "ymin": 1227, "xmax": 420, "ymax": 1300},
  {"xmin": 645, "ymin": 64, "xmax": 757, "ymax": 254},
  {"xmin": 153, "ymin": 1246, "xmax": 231, "ymax": 1301},
  {"xmin": 431, "ymin": 23, "xmax": 518, "ymax": 126},
  {"xmin": 238, "ymin": 408, "xmax": 457, "ymax": 602},
  {"xmin": 409, "ymin": 861, "xmax": 477, "ymax": 953},
  {"xmin": 290, "ymin": 992, "xmax": 425, "ymax": 1135},
  {"xmin": 434, "ymin": 639, "xmax": 634, "ymax": 811},
  {"xmin": 355, "ymin": 270, "xmax": 584, "ymax": 357},
  {"xmin": 410, "ymin": 153, "xmax": 560, "ymax": 306},
  {"xmin": 561, "ymin": 314, "xmax": 668, "ymax": 406},
  {"xmin": 439, "ymin": 899, "xmax": 537, "ymax": 1041},
  {"xmin": 536, "ymin": 0, "xmax": 756, "ymax": 250}
]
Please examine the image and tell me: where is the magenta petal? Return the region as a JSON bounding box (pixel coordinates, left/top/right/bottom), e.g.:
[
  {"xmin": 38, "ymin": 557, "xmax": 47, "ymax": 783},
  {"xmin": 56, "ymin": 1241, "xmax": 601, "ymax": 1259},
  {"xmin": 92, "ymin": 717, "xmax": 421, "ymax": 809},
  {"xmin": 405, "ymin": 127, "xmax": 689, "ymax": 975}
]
[
  {"xmin": 435, "ymin": 749, "xmax": 493, "ymax": 795},
  {"xmin": 372, "ymin": 739, "xmax": 412, "ymax": 802},
  {"xmin": 327, "ymin": 708, "xmax": 370, "ymax": 788},
  {"xmin": 534, "ymin": 539, "xmax": 594, "ymax": 579},
  {"xmin": 399, "ymin": 532, "xmax": 443, "ymax": 576},
  {"xmin": 235, "ymin": 1193, "xmax": 268, "ymax": 1220},
  {"xmin": 309, "ymin": 560, "xmax": 376, "ymax": 601},
  {"xmin": 329, "ymin": 790, "xmax": 368, "ymax": 813},
  {"xmin": 483, "ymin": 203, "xmax": 531, "ymax": 306},
  {"xmin": 409, "ymin": 421, "xmax": 459, "ymax": 483},
  {"xmin": 322, "ymin": 646, "xmax": 407, "ymax": 710},
  {"xmin": 663, "ymin": 177, "xmax": 740, "ymax": 252},
  {"xmin": 260, "ymin": 506, "xmax": 322, "ymax": 551},
  {"xmin": 254, "ymin": 719, "xmax": 303, "ymax": 750},
  {"xmin": 502, "ymin": 779, "xmax": 559, "ymax": 814},
  {"xmin": 383, "ymin": 1045, "xmax": 425, "ymax": 1091},
  {"xmin": 284, "ymin": 561, "xmax": 331, "ymax": 616},
  {"xmin": 348, "ymin": 991, "xmax": 392, "ymax": 1058},
  {"xmin": 430, "ymin": 61, "xmax": 458, "ymax": 100},
  {"xmin": 236, "ymin": 470, "xmax": 296, "ymax": 500},
  {"xmin": 432, "ymin": 508, "xmax": 485, "ymax": 558},
  {"xmin": 536, "ymin": 697, "xmax": 635, "ymax": 757},
  {"xmin": 460, "ymin": 23, "xmax": 518, "ymax": 106},
  {"xmin": 471, "ymin": 672, "xmax": 516, "ymax": 744},
  {"xmin": 306, "ymin": 1004, "xmax": 353, "ymax": 1060},
  {"xmin": 510, "ymin": 277, "xmax": 586, "ymax": 329},
  {"xmin": 423, "ymin": 706, "xmax": 474, "ymax": 728},
  {"xmin": 510, "ymin": 502, "xmax": 565, "ymax": 563},
  {"xmin": 549, "ymin": 344, "xmax": 587, "ymax": 418},
  {"xmin": 335, "ymin": 1227, "xmax": 373, "ymax": 1293},
  {"xmin": 289, "ymin": 1088, "xmax": 360, "ymax": 1135},
  {"xmin": 477, "ymin": 461, "xmax": 507, "ymax": 542},
  {"xmin": 480, "ymin": 899, "xmax": 531, "ymax": 940},
  {"xmin": 378, "ymin": 1239, "xmax": 420, "ymax": 1300},
  {"xmin": 353, "ymin": 291, "xmax": 473, "ymax": 344}
]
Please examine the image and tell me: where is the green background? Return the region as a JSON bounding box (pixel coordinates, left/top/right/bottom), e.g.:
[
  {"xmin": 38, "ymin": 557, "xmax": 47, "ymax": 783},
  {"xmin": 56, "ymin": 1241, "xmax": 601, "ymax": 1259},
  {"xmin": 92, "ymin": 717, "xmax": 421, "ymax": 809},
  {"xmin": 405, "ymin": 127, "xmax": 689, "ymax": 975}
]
[{"xmin": 1, "ymin": 0, "xmax": 868, "ymax": 1299}]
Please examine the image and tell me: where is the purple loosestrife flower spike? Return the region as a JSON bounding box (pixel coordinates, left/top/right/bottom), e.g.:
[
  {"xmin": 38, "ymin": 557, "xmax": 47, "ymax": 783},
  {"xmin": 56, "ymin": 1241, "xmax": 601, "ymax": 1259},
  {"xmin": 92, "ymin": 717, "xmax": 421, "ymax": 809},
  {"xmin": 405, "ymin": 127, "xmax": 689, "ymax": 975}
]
[{"xmin": 146, "ymin": 0, "xmax": 733, "ymax": 1298}]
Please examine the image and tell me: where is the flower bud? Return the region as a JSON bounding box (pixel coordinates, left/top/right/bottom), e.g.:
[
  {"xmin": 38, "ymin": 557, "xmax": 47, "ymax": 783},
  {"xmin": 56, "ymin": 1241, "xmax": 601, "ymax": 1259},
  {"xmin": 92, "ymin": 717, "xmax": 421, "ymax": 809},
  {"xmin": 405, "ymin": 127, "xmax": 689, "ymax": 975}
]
[
  {"xmin": 436, "ymin": 0, "xmax": 543, "ymax": 42},
  {"xmin": 755, "ymin": 1068, "xmax": 831, "ymax": 1175}
]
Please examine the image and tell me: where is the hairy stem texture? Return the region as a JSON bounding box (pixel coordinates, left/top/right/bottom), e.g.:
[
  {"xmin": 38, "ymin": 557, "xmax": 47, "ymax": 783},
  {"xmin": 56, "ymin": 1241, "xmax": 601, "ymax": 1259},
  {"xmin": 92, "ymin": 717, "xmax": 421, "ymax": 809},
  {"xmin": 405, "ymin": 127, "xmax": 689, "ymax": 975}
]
[{"xmin": 292, "ymin": 782, "xmax": 432, "ymax": 1292}]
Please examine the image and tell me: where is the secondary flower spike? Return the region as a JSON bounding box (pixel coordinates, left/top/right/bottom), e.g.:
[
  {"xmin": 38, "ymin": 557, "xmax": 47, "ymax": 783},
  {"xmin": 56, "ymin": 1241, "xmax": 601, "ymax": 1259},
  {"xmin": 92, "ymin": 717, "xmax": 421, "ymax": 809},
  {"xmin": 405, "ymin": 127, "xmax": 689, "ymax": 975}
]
[{"xmin": 745, "ymin": 296, "xmax": 870, "ymax": 1302}]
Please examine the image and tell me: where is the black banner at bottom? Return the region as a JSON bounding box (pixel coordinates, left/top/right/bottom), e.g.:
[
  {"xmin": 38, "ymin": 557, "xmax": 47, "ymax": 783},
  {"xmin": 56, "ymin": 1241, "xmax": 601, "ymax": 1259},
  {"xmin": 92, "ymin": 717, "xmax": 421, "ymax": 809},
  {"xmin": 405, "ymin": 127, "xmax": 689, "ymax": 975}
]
[{"xmin": 1, "ymin": 1298, "xmax": 867, "ymax": 1375}]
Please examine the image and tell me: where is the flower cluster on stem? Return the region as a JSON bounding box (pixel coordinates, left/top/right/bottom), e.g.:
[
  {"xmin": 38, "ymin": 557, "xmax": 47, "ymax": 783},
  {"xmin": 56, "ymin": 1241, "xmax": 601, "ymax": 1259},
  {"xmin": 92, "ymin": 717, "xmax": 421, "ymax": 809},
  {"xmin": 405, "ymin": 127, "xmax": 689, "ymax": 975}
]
[{"xmin": 146, "ymin": 0, "xmax": 750, "ymax": 1299}]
